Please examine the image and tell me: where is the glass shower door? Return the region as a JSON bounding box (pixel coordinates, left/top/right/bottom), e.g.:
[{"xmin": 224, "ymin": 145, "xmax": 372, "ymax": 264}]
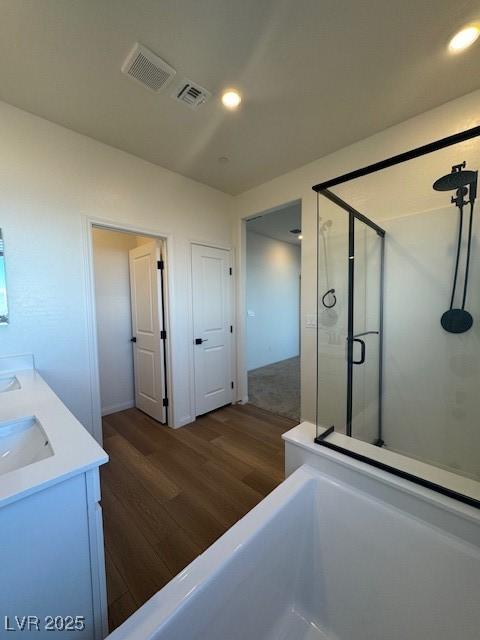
[{"xmin": 348, "ymin": 214, "xmax": 385, "ymax": 445}]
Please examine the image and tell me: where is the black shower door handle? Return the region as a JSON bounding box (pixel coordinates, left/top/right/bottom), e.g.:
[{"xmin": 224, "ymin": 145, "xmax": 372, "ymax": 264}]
[{"xmin": 352, "ymin": 338, "xmax": 366, "ymax": 365}]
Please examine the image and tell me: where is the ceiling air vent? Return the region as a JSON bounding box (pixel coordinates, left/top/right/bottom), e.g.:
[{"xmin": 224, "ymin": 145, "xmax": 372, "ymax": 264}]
[
  {"xmin": 121, "ymin": 43, "xmax": 176, "ymax": 93},
  {"xmin": 174, "ymin": 80, "xmax": 211, "ymax": 109}
]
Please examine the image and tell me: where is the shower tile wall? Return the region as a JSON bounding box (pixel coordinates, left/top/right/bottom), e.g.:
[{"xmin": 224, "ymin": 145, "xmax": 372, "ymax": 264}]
[
  {"xmin": 382, "ymin": 207, "xmax": 479, "ymax": 480},
  {"xmin": 317, "ymin": 203, "xmax": 480, "ymax": 481}
]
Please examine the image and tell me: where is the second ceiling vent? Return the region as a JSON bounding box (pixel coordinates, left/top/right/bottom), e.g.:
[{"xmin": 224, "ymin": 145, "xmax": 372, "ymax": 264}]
[
  {"xmin": 121, "ymin": 43, "xmax": 176, "ymax": 93},
  {"xmin": 174, "ymin": 80, "xmax": 211, "ymax": 110}
]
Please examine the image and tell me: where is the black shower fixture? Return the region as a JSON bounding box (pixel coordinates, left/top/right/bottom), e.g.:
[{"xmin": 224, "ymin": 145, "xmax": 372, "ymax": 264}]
[
  {"xmin": 433, "ymin": 165, "xmax": 477, "ymax": 191},
  {"xmin": 321, "ymin": 288, "xmax": 337, "ymax": 308},
  {"xmin": 433, "ymin": 161, "xmax": 477, "ymax": 334}
]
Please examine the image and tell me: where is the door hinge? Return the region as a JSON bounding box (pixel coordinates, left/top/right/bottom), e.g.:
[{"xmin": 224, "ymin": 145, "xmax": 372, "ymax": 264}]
[
  {"xmin": 230, "ymin": 325, "xmax": 233, "ymax": 333},
  {"xmin": 162, "ymin": 397, "xmax": 169, "ymax": 407},
  {"xmin": 157, "ymin": 259, "xmax": 164, "ymax": 270},
  {"xmin": 231, "ymin": 381, "xmax": 234, "ymax": 389},
  {"xmin": 229, "ymin": 267, "xmax": 232, "ymax": 275},
  {"xmin": 160, "ymin": 329, "xmax": 167, "ymax": 340}
]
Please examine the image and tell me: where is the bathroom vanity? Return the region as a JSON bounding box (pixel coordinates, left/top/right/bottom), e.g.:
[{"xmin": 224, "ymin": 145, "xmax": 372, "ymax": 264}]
[{"xmin": 0, "ymin": 355, "xmax": 108, "ymax": 639}]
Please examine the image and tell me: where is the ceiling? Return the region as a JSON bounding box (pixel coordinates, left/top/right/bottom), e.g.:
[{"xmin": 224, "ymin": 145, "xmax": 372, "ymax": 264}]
[
  {"xmin": 247, "ymin": 202, "xmax": 301, "ymax": 245},
  {"xmin": 0, "ymin": 1, "xmax": 479, "ymax": 194}
]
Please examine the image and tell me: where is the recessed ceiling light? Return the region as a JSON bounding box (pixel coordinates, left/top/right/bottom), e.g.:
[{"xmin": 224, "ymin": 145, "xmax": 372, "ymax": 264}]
[
  {"xmin": 221, "ymin": 89, "xmax": 242, "ymax": 110},
  {"xmin": 448, "ymin": 25, "xmax": 480, "ymax": 52}
]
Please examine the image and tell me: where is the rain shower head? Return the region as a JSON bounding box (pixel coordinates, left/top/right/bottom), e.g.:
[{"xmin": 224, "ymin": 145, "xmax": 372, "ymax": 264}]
[{"xmin": 433, "ymin": 163, "xmax": 477, "ymax": 192}]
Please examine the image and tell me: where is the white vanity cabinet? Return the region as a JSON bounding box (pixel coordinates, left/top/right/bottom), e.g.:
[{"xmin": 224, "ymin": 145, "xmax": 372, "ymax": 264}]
[
  {"xmin": 0, "ymin": 468, "xmax": 107, "ymax": 639},
  {"xmin": 0, "ymin": 356, "xmax": 108, "ymax": 639}
]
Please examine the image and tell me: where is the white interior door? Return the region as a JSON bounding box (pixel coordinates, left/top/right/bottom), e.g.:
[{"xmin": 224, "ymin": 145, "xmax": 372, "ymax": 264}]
[
  {"xmin": 192, "ymin": 244, "xmax": 233, "ymax": 416},
  {"xmin": 129, "ymin": 241, "xmax": 166, "ymax": 423}
]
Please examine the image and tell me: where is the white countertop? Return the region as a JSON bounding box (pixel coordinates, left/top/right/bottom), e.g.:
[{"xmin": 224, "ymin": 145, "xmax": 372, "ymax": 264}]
[{"xmin": 0, "ymin": 359, "xmax": 108, "ymax": 508}]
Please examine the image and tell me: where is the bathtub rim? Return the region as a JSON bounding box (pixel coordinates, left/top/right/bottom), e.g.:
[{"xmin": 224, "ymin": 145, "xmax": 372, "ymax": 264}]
[{"xmin": 107, "ymin": 443, "xmax": 480, "ymax": 640}]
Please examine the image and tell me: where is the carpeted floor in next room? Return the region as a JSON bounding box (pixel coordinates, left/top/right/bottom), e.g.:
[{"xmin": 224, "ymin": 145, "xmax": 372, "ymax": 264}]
[{"xmin": 248, "ymin": 356, "xmax": 300, "ymax": 421}]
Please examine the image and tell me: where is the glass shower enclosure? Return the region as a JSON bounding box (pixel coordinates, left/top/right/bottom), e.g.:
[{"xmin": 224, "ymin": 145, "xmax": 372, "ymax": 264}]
[{"xmin": 313, "ymin": 126, "xmax": 480, "ymax": 508}]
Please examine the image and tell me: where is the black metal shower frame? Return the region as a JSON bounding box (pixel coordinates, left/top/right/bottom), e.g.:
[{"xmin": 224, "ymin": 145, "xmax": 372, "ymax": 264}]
[
  {"xmin": 313, "ymin": 124, "xmax": 480, "ymax": 510},
  {"xmin": 319, "ymin": 189, "xmax": 385, "ymax": 442}
]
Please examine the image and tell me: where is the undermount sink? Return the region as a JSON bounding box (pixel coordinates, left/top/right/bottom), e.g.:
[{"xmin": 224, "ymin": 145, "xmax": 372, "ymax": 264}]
[
  {"xmin": 0, "ymin": 416, "xmax": 53, "ymax": 476},
  {"xmin": 0, "ymin": 376, "xmax": 21, "ymax": 393}
]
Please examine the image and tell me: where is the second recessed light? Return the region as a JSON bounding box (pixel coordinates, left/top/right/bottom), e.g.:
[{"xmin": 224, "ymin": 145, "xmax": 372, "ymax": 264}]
[
  {"xmin": 221, "ymin": 89, "xmax": 242, "ymax": 110},
  {"xmin": 449, "ymin": 25, "xmax": 480, "ymax": 52}
]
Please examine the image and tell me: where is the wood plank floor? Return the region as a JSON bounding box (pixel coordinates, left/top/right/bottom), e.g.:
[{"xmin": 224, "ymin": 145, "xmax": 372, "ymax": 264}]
[{"xmin": 101, "ymin": 403, "xmax": 297, "ymax": 631}]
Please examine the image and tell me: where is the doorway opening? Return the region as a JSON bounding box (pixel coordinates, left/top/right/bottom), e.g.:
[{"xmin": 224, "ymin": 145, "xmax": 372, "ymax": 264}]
[
  {"xmin": 91, "ymin": 226, "xmax": 169, "ymax": 427},
  {"xmin": 245, "ymin": 202, "xmax": 301, "ymax": 422}
]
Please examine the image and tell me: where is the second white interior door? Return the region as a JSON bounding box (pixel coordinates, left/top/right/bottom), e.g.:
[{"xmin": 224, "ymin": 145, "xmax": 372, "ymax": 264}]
[{"xmin": 192, "ymin": 244, "xmax": 233, "ymax": 416}]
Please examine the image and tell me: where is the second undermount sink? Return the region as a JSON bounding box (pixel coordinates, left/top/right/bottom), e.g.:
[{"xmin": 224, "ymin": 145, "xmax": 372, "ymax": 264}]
[
  {"xmin": 0, "ymin": 375, "xmax": 21, "ymax": 393},
  {"xmin": 0, "ymin": 416, "xmax": 53, "ymax": 476}
]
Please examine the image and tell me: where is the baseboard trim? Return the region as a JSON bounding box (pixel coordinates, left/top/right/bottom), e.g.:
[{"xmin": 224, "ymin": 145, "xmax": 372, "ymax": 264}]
[
  {"xmin": 172, "ymin": 414, "xmax": 194, "ymax": 428},
  {"xmin": 101, "ymin": 400, "xmax": 135, "ymax": 416}
]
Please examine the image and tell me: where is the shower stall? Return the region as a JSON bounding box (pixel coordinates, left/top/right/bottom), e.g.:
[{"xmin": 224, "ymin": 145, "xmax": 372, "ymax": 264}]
[{"xmin": 313, "ymin": 126, "xmax": 480, "ymax": 507}]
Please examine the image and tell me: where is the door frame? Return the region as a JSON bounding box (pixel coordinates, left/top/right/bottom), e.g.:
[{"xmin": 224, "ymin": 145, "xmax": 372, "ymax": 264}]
[
  {"xmin": 84, "ymin": 216, "xmax": 173, "ymax": 443},
  {"xmin": 189, "ymin": 241, "xmax": 235, "ymax": 418},
  {"xmin": 235, "ymin": 199, "xmax": 302, "ymax": 407}
]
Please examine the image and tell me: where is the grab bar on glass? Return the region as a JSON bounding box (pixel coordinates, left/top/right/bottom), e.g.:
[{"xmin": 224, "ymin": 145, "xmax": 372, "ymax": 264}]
[
  {"xmin": 345, "ymin": 331, "xmax": 380, "ymax": 365},
  {"xmin": 352, "ymin": 338, "xmax": 366, "ymax": 364}
]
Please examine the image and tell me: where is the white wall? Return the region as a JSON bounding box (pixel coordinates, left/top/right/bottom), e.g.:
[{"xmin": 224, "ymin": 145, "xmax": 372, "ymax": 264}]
[
  {"xmin": 93, "ymin": 228, "xmax": 136, "ymax": 415},
  {"xmin": 0, "ymin": 100, "xmax": 233, "ymax": 435},
  {"xmin": 233, "ymin": 89, "xmax": 480, "ymax": 428},
  {"xmin": 92, "ymin": 229, "xmax": 154, "ymax": 416},
  {"xmin": 246, "ymin": 231, "xmax": 300, "ymax": 370}
]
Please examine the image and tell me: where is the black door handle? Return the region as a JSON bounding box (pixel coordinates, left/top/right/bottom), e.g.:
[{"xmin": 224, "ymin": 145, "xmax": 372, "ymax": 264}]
[
  {"xmin": 130, "ymin": 337, "xmax": 137, "ymax": 343},
  {"xmin": 195, "ymin": 338, "xmax": 209, "ymax": 345},
  {"xmin": 352, "ymin": 338, "xmax": 366, "ymax": 365}
]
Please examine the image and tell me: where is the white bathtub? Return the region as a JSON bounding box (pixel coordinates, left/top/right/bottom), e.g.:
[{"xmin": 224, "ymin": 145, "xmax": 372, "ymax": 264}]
[{"xmin": 107, "ymin": 463, "xmax": 480, "ymax": 640}]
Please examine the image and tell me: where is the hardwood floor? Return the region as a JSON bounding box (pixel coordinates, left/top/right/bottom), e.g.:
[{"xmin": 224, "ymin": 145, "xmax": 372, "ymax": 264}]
[{"xmin": 101, "ymin": 403, "xmax": 297, "ymax": 631}]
